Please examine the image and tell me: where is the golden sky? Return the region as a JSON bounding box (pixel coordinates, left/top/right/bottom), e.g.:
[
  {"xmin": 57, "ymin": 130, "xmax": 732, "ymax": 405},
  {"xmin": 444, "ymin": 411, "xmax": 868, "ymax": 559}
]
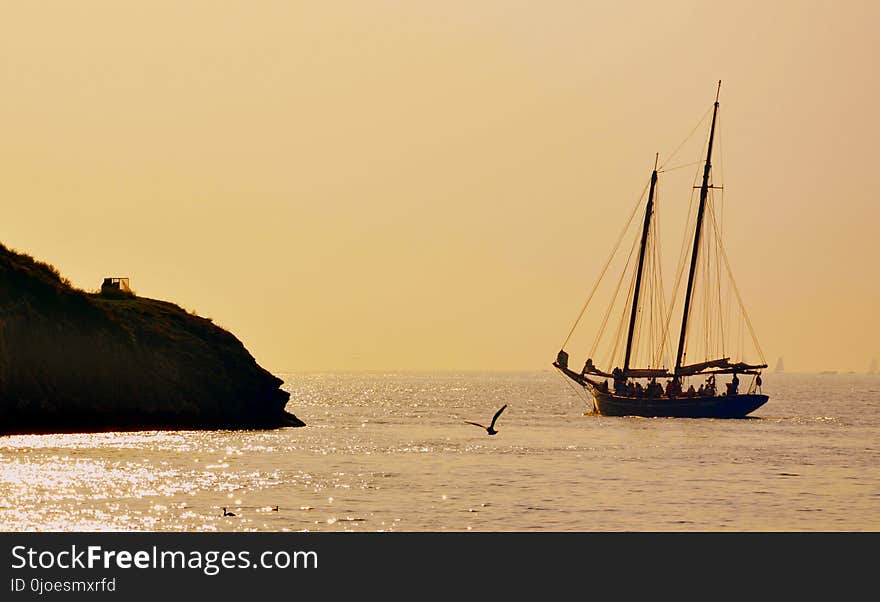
[{"xmin": 1, "ymin": 1, "xmax": 877, "ymax": 373}]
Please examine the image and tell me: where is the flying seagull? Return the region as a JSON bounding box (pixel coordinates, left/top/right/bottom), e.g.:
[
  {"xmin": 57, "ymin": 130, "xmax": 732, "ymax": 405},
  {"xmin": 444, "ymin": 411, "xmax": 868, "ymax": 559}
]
[{"xmin": 464, "ymin": 404, "xmax": 507, "ymax": 436}]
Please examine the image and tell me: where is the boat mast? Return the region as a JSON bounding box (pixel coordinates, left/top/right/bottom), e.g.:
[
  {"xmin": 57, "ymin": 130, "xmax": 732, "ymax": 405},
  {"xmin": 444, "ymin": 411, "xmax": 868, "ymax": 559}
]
[
  {"xmin": 674, "ymin": 80, "xmax": 721, "ymax": 376},
  {"xmin": 623, "ymin": 155, "xmax": 659, "ymax": 375}
]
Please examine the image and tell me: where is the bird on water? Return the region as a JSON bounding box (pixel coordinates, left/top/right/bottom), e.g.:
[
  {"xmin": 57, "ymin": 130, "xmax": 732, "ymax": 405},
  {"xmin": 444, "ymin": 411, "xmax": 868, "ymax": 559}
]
[
  {"xmin": 464, "ymin": 404, "xmax": 507, "ymax": 436},
  {"xmin": 222, "ymin": 507, "xmax": 237, "ymax": 517}
]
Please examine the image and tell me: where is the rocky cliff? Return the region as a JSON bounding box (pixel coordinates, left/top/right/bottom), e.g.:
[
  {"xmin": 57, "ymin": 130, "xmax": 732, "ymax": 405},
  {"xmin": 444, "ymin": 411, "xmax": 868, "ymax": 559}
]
[{"xmin": 0, "ymin": 243, "xmax": 304, "ymax": 434}]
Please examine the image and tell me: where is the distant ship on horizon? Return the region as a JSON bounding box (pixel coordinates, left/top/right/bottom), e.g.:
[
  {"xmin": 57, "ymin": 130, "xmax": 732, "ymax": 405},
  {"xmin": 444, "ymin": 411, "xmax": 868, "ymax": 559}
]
[
  {"xmin": 870, "ymin": 357, "xmax": 878, "ymax": 375},
  {"xmin": 775, "ymin": 357, "xmax": 785, "ymax": 373}
]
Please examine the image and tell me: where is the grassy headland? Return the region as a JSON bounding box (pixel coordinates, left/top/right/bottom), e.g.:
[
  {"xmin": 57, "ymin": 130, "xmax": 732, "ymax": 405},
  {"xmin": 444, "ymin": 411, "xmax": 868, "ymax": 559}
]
[{"xmin": 0, "ymin": 243, "xmax": 304, "ymax": 434}]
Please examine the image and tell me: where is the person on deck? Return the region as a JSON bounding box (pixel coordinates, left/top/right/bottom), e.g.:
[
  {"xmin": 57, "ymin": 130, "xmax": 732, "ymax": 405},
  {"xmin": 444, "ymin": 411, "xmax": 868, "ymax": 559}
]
[
  {"xmin": 612, "ymin": 367, "xmax": 626, "ymax": 395},
  {"xmin": 582, "ymin": 358, "xmax": 596, "ymax": 375},
  {"xmin": 686, "ymin": 383, "xmax": 696, "ymax": 397},
  {"xmin": 727, "ymin": 372, "xmax": 740, "ymax": 396},
  {"xmin": 665, "ymin": 377, "xmax": 681, "ymax": 398},
  {"xmin": 556, "ymin": 349, "xmax": 569, "ymax": 370},
  {"xmin": 705, "ymin": 375, "xmax": 716, "ymax": 396}
]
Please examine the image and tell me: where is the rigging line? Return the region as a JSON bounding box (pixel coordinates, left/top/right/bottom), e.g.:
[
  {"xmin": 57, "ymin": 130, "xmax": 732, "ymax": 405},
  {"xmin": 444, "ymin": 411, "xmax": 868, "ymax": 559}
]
[
  {"xmin": 654, "ymin": 185, "xmax": 670, "ymax": 365},
  {"xmin": 717, "ymin": 111, "xmax": 725, "ymax": 240},
  {"xmin": 713, "ymin": 111, "xmax": 730, "ymax": 358},
  {"xmin": 652, "ymin": 215, "xmax": 670, "ymax": 367},
  {"xmin": 632, "ymin": 185, "xmax": 660, "ymax": 369},
  {"xmin": 592, "ymin": 229, "xmax": 641, "ymax": 364},
  {"xmin": 652, "ymin": 194, "xmax": 663, "ymax": 367},
  {"xmin": 645, "ymin": 226, "xmax": 656, "ymax": 368},
  {"xmin": 709, "ymin": 247, "xmax": 715, "ymax": 360},
  {"xmin": 656, "ymin": 149, "xmax": 704, "ymax": 357},
  {"xmin": 724, "ymin": 257, "xmax": 734, "ymax": 359},
  {"xmin": 655, "ymin": 191, "xmax": 696, "ymax": 361},
  {"xmin": 657, "ymin": 160, "xmax": 702, "ymax": 173},
  {"xmin": 607, "ymin": 249, "xmax": 640, "ymax": 369},
  {"xmin": 658, "ymin": 106, "xmax": 712, "ymax": 171},
  {"xmin": 656, "ymin": 211, "xmax": 672, "ymax": 366},
  {"xmin": 710, "ymin": 198, "xmax": 726, "ymax": 357},
  {"xmin": 703, "ymin": 199, "xmax": 712, "ymax": 359},
  {"xmin": 560, "ymin": 180, "xmax": 651, "ymax": 349},
  {"xmin": 559, "ymin": 368, "xmax": 592, "ymax": 401},
  {"xmin": 554, "ymin": 369, "xmax": 595, "ymax": 411},
  {"xmin": 648, "ymin": 184, "xmax": 669, "ymax": 367},
  {"xmin": 646, "ymin": 211, "xmax": 660, "ymax": 367},
  {"xmin": 648, "ymin": 235, "xmax": 659, "ymax": 367},
  {"xmin": 662, "ymin": 170, "xmax": 699, "ymax": 364},
  {"xmin": 698, "ymin": 196, "xmax": 712, "ymax": 363},
  {"xmin": 702, "ymin": 225, "xmax": 711, "ymax": 362},
  {"xmin": 643, "ymin": 207, "xmax": 653, "ymax": 367},
  {"xmin": 707, "ymin": 205, "xmax": 767, "ymax": 364},
  {"xmin": 643, "ymin": 262, "xmax": 654, "ymax": 367},
  {"xmin": 686, "ymin": 102, "xmax": 718, "ymax": 364},
  {"xmin": 609, "ymin": 233, "xmax": 642, "ymax": 368}
]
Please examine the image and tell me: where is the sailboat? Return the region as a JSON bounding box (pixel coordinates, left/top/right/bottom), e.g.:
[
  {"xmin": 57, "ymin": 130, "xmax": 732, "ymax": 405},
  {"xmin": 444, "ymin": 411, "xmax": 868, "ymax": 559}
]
[
  {"xmin": 553, "ymin": 82, "xmax": 768, "ymax": 418},
  {"xmin": 775, "ymin": 357, "xmax": 785, "ymax": 373}
]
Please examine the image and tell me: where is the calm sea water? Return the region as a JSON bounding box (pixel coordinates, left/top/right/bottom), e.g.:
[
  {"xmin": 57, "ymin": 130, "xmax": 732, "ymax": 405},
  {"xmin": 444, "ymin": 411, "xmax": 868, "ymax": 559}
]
[{"xmin": 1, "ymin": 371, "xmax": 878, "ymax": 532}]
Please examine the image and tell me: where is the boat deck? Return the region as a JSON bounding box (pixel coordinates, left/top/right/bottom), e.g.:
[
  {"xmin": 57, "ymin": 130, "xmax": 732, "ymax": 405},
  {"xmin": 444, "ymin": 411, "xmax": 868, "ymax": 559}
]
[{"xmin": 592, "ymin": 389, "xmax": 768, "ymax": 418}]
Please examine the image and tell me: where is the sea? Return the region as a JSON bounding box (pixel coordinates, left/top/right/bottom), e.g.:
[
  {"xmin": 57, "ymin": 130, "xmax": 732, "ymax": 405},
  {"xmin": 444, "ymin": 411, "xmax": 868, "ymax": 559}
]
[{"xmin": 1, "ymin": 371, "xmax": 878, "ymax": 532}]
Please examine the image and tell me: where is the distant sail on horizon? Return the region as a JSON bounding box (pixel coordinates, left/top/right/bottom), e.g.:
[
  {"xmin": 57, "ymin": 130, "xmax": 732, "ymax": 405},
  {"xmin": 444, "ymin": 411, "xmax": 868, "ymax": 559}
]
[
  {"xmin": 775, "ymin": 357, "xmax": 785, "ymax": 373},
  {"xmin": 870, "ymin": 357, "xmax": 878, "ymax": 375}
]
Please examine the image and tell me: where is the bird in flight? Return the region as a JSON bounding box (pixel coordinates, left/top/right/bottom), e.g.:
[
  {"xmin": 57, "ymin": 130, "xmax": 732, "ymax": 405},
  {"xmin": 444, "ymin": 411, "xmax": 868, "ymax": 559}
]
[{"xmin": 464, "ymin": 404, "xmax": 507, "ymax": 436}]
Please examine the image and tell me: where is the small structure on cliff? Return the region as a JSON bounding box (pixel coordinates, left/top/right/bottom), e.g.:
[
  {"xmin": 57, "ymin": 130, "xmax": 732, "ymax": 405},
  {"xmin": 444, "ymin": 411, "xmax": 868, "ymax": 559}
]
[{"xmin": 101, "ymin": 277, "xmax": 131, "ymax": 294}]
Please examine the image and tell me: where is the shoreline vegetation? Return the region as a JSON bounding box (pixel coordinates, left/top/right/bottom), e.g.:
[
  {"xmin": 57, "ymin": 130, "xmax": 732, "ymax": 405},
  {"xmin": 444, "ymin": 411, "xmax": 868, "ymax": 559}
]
[{"xmin": 0, "ymin": 242, "xmax": 304, "ymax": 435}]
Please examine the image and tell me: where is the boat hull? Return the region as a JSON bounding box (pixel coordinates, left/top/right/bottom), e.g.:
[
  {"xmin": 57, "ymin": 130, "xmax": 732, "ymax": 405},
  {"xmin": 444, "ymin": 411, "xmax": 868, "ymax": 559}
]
[{"xmin": 592, "ymin": 390, "xmax": 768, "ymax": 418}]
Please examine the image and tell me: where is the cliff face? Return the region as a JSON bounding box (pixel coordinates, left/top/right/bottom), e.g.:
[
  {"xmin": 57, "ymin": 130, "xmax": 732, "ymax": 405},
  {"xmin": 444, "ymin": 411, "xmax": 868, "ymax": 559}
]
[{"xmin": 0, "ymin": 243, "xmax": 304, "ymax": 434}]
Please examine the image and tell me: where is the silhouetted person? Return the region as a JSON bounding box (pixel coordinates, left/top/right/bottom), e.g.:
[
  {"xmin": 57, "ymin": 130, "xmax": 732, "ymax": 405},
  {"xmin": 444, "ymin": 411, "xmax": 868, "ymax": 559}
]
[
  {"xmin": 705, "ymin": 375, "xmax": 716, "ymax": 396},
  {"xmin": 556, "ymin": 350, "xmax": 569, "ymax": 370},
  {"xmin": 727, "ymin": 373, "xmax": 740, "ymax": 396},
  {"xmin": 612, "ymin": 367, "xmax": 626, "ymax": 395}
]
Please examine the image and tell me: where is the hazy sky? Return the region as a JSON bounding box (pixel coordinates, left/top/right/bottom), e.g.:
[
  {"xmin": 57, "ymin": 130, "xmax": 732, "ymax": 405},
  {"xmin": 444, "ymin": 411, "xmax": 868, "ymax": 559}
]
[{"xmin": 2, "ymin": 1, "xmax": 877, "ymax": 373}]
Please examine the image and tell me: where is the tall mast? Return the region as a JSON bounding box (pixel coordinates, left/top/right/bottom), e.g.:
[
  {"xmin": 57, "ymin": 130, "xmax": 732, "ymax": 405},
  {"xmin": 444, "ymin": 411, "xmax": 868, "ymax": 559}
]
[
  {"xmin": 674, "ymin": 80, "xmax": 721, "ymax": 375},
  {"xmin": 623, "ymin": 155, "xmax": 659, "ymax": 374}
]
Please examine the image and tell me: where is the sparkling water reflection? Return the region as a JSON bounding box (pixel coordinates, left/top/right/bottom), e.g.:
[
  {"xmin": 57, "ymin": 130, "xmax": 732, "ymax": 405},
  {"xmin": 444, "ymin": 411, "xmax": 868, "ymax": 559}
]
[{"xmin": 1, "ymin": 372, "xmax": 878, "ymax": 531}]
